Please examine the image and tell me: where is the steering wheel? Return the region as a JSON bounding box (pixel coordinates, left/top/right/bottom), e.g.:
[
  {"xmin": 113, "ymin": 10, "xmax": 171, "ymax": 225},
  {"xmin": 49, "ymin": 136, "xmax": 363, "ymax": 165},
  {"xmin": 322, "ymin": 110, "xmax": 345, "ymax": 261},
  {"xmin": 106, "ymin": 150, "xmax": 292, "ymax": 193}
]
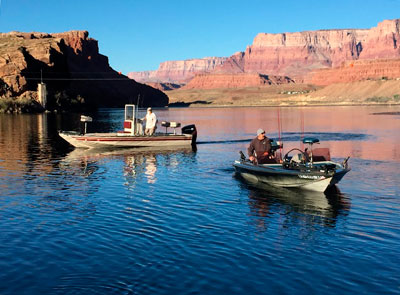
[{"xmin": 283, "ymin": 148, "xmax": 308, "ymax": 163}]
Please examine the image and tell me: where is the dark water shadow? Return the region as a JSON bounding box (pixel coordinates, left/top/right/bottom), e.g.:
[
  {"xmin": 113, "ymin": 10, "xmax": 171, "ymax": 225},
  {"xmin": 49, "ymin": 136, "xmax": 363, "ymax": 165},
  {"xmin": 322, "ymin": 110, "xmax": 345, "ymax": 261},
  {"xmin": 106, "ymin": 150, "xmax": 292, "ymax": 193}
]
[{"xmin": 371, "ymin": 112, "xmax": 400, "ymax": 116}]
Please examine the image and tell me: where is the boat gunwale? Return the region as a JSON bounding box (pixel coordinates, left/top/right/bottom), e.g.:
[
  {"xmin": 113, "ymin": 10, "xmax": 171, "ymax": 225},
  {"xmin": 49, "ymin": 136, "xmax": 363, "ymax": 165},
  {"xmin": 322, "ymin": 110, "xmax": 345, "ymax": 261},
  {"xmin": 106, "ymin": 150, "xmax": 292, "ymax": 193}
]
[{"xmin": 233, "ymin": 160, "xmax": 349, "ymax": 177}]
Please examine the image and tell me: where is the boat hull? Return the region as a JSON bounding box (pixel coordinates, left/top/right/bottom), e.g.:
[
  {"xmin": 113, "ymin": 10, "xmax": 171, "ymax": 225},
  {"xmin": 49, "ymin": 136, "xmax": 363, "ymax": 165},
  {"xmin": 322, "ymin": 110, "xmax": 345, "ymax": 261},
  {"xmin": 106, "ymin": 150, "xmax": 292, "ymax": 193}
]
[
  {"xmin": 59, "ymin": 131, "xmax": 194, "ymax": 149},
  {"xmin": 233, "ymin": 160, "xmax": 350, "ymax": 192}
]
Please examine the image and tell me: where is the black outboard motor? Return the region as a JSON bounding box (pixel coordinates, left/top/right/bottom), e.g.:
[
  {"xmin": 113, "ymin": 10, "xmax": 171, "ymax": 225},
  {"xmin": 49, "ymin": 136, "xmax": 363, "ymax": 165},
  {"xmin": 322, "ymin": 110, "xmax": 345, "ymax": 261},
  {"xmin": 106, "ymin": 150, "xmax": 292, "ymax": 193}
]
[{"xmin": 181, "ymin": 124, "xmax": 197, "ymax": 146}]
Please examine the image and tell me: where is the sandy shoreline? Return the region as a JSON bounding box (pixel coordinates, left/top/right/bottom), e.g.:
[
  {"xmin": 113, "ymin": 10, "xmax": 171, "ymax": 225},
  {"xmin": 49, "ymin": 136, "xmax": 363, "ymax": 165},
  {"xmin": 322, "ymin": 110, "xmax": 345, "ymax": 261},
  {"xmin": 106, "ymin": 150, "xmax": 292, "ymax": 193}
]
[{"xmin": 166, "ymin": 80, "xmax": 400, "ymax": 108}]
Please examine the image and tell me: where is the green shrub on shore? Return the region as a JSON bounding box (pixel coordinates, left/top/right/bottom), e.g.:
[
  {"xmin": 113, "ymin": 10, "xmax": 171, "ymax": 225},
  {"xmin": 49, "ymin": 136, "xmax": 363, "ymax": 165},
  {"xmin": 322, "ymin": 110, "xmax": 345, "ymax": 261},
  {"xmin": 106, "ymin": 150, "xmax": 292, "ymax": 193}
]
[
  {"xmin": 365, "ymin": 95, "xmax": 400, "ymax": 103},
  {"xmin": 0, "ymin": 97, "xmax": 42, "ymax": 113}
]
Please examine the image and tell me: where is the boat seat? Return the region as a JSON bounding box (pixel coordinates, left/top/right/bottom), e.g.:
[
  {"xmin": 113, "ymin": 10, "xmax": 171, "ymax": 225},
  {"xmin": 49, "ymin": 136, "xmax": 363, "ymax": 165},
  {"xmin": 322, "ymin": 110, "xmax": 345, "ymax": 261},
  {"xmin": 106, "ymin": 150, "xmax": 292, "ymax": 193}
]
[
  {"xmin": 303, "ymin": 137, "xmax": 319, "ymax": 144},
  {"xmin": 161, "ymin": 121, "xmax": 181, "ymax": 134}
]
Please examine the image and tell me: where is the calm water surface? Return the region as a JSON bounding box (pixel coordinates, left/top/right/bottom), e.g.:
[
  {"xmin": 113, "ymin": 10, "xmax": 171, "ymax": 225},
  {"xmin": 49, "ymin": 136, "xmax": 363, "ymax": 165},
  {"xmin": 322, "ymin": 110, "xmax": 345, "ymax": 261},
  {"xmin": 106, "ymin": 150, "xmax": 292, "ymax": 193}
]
[{"xmin": 0, "ymin": 106, "xmax": 400, "ymax": 294}]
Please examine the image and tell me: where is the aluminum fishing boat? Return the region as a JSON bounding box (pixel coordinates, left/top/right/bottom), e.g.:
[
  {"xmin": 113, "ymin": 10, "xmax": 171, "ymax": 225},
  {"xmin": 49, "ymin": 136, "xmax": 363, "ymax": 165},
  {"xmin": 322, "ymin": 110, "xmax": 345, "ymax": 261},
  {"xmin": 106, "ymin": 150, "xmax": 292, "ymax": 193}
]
[
  {"xmin": 59, "ymin": 105, "xmax": 197, "ymax": 149},
  {"xmin": 233, "ymin": 138, "xmax": 350, "ymax": 192}
]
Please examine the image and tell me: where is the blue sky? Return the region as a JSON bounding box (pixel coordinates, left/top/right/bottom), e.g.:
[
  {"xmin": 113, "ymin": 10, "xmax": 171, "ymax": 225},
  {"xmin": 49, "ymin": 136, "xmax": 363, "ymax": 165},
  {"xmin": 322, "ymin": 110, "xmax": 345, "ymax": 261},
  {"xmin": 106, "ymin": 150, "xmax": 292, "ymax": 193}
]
[{"xmin": 1, "ymin": 0, "xmax": 400, "ymax": 74}]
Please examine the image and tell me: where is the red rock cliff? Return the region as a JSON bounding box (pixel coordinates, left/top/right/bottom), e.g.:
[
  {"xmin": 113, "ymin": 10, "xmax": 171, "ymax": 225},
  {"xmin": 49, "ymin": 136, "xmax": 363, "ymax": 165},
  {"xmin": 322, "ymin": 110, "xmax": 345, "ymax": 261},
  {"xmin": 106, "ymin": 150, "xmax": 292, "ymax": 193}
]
[
  {"xmin": 214, "ymin": 19, "xmax": 400, "ymax": 81},
  {"xmin": 0, "ymin": 31, "xmax": 168, "ymax": 109},
  {"xmin": 128, "ymin": 57, "xmax": 227, "ymax": 83},
  {"xmin": 128, "ymin": 19, "xmax": 400, "ymax": 88}
]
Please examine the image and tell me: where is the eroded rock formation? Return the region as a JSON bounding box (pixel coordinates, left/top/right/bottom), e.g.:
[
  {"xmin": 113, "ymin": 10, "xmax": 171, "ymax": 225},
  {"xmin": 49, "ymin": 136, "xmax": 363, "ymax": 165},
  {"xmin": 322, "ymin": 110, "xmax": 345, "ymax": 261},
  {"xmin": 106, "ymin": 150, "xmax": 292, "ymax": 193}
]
[
  {"xmin": 216, "ymin": 20, "xmax": 399, "ymax": 81},
  {"xmin": 0, "ymin": 31, "xmax": 168, "ymax": 110},
  {"xmin": 128, "ymin": 57, "xmax": 227, "ymax": 83},
  {"xmin": 128, "ymin": 19, "xmax": 400, "ymax": 88},
  {"xmin": 183, "ymin": 73, "xmax": 294, "ymax": 89}
]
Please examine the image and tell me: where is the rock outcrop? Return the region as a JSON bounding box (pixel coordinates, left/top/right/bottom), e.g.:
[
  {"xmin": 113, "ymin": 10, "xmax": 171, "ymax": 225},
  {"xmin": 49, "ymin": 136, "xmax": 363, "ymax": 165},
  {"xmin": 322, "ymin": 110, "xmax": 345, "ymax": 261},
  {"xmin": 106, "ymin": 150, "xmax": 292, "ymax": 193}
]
[
  {"xmin": 128, "ymin": 57, "xmax": 227, "ymax": 83},
  {"xmin": 184, "ymin": 73, "xmax": 294, "ymax": 89},
  {"xmin": 0, "ymin": 31, "xmax": 168, "ymax": 110}
]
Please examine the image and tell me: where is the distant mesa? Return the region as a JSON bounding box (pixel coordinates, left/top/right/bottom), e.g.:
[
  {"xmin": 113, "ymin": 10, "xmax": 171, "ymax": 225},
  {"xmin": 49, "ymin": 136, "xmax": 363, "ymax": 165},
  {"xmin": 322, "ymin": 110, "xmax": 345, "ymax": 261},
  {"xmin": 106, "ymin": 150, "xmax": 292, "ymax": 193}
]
[
  {"xmin": 183, "ymin": 73, "xmax": 294, "ymax": 89},
  {"xmin": 128, "ymin": 57, "xmax": 227, "ymax": 84},
  {"xmin": 0, "ymin": 30, "xmax": 168, "ymax": 112},
  {"xmin": 129, "ymin": 19, "xmax": 400, "ymax": 89}
]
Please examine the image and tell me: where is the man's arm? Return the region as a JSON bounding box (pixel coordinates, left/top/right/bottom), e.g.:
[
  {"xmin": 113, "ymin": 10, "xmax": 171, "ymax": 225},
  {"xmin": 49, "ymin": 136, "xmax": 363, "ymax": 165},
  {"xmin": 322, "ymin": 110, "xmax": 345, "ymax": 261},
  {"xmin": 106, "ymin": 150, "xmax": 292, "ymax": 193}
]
[
  {"xmin": 247, "ymin": 140, "xmax": 254, "ymax": 157},
  {"xmin": 248, "ymin": 139, "xmax": 257, "ymax": 162}
]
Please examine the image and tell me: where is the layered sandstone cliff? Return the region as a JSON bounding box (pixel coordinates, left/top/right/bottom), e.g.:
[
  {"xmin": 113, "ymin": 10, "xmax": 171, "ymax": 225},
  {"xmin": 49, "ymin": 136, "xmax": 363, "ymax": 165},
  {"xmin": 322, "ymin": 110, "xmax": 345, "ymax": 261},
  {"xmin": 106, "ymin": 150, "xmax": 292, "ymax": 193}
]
[
  {"xmin": 128, "ymin": 57, "xmax": 227, "ymax": 83},
  {"xmin": 0, "ymin": 31, "xmax": 168, "ymax": 109},
  {"xmin": 129, "ymin": 19, "xmax": 400, "ymax": 89},
  {"xmin": 214, "ymin": 19, "xmax": 400, "ymax": 81},
  {"xmin": 184, "ymin": 73, "xmax": 294, "ymax": 89},
  {"xmin": 305, "ymin": 59, "xmax": 400, "ymax": 85}
]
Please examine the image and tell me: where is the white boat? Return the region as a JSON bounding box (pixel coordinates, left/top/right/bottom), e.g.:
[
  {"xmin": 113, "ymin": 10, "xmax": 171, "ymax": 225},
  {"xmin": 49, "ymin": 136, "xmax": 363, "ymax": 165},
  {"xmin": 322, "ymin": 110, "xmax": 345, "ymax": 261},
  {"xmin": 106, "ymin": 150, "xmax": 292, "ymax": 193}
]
[
  {"xmin": 233, "ymin": 138, "xmax": 350, "ymax": 192},
  {"xmin": 59, "ymin": 105, "xmax": 197, "ymax": 149}
]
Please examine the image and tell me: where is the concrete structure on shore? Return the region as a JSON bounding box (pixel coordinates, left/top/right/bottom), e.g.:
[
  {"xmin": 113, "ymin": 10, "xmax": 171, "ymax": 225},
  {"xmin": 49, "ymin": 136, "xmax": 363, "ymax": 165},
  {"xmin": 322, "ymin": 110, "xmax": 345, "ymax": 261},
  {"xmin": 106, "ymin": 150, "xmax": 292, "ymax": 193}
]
[{"xmin": 37, "ymin": 82, "xmax": 47, "ymax": 108}]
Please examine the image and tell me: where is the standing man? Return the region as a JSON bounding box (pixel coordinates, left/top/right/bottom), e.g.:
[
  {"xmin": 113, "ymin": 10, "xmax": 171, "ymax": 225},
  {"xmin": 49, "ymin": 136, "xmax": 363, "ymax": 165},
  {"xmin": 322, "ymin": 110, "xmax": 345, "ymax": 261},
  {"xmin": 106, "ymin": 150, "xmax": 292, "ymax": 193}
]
[
  {"xmin": 248, "ymin": 128, "xmax": 273, "ymax": 164},
  {"xmin": 142, "ymin": 107, "xmax": 157, "ymax": 136}
]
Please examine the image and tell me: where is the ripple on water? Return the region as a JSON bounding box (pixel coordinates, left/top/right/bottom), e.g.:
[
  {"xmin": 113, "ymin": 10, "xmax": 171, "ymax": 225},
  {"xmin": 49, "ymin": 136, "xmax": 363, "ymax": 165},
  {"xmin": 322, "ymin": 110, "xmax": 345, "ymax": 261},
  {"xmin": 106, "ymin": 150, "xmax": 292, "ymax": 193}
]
[{"xmin": 1, "ymin": 107, "xmax": 400, "ymax": 294}]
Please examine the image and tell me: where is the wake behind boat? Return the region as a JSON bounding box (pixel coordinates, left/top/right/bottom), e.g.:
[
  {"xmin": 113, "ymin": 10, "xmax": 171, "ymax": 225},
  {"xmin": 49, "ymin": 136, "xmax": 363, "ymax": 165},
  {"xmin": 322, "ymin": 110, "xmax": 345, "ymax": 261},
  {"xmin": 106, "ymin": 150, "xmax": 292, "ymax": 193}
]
[
  {"xmin": 59, "ymin": 104, "xmax": 197, "ymax": 149},
  {"xmin": 234, "ymin": 137, "xmax": 350, "ymax": 192}
]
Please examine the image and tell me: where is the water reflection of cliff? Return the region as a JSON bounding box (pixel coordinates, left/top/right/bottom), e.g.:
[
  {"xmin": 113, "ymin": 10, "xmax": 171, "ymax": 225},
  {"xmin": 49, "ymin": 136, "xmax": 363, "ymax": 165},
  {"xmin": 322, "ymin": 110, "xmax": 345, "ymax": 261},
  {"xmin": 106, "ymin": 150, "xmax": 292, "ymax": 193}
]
[
  {"xmin": 186, "ymin": 106, "xmax": 400, "ymax": 162},
  {"xmin": 0, "ymin": 113, "xmax": 100, "ymax": 226},
  {"xmin": 237, "ymin": 177, "xmax": 351, "ymax": 232}
]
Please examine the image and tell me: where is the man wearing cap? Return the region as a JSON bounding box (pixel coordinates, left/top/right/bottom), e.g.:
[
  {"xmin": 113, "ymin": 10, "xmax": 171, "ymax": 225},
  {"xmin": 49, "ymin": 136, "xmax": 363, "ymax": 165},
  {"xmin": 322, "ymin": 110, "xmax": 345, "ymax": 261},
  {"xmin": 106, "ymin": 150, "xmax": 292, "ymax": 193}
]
[
  {"xmin": 248, "ymin": 128, "xmax": 273, "ymax": 164},
  {"xmin": 142, "ymin": 107, "xmax": 157, "ymax": 136}
]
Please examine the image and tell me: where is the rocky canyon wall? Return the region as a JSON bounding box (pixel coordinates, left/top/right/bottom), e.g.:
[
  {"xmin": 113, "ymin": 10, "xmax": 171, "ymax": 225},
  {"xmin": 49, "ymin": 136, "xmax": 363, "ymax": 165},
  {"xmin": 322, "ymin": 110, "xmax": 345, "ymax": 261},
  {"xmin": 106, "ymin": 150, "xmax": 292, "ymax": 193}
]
[
  {"xmin": 216, "ymin": 19, "xmax": 400, "ymax": 81},
  {"xmin": 129, "ymin": 19, "xmax": 400, "ymax": 88},
  {"xmin": 0, "ymin": 31, "xmax": 168, "ymax": 109},
  {"xmin": 128, "ymin": 57, "xmax": 227, "ymax": 83}
]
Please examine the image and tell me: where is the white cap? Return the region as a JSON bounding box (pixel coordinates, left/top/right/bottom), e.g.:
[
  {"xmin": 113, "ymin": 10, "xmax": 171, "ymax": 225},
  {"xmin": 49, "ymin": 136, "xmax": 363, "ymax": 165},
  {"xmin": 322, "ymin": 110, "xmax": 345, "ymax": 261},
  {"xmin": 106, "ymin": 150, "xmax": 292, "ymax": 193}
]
[
  {"xmin": 147, "ymin": 107, "xmax": 152, "ymax": 111},
  {"xmin": 257, "ymin": 128, "xmax": 265, "ymax": 136}
]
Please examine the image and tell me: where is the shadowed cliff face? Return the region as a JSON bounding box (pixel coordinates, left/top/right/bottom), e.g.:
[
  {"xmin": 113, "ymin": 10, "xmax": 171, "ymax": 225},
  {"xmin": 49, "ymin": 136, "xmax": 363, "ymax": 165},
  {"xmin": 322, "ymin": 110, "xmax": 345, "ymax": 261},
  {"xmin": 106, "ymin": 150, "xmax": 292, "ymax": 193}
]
[{"xmin": 0, "ymin": 31, "xmax": 168, "ymax": 109}]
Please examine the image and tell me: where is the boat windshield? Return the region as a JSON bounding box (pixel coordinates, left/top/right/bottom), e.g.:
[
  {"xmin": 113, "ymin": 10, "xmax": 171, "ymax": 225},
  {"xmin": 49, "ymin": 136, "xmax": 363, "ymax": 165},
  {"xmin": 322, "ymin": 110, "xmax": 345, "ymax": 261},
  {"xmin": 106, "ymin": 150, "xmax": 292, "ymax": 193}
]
[{"xmin": 125, "ymin": 105, "xmax": 135, "ymax": 121}]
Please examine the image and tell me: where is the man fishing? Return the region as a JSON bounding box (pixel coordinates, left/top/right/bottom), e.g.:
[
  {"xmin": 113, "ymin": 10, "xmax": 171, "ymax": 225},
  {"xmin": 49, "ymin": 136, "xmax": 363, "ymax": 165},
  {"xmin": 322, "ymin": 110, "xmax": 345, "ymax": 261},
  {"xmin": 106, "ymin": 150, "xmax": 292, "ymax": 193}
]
[{"xmin": 248, "ymin": 128, "xmax": 274, "ymax": 164}]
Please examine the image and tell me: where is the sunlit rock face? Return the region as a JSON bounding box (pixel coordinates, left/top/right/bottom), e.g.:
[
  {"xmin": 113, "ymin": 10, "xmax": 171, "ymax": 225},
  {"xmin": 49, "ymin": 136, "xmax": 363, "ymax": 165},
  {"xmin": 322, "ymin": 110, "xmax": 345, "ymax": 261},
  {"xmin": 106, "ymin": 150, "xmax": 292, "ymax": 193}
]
[
  {"xmin": 0, "ymin": 31, "xmax": 168, "ymax": 108},
  {"xmin": 128, "ymin": 57, "xmax": 227, "ymax": 84},
  {"xmin": 216, "ymin": 19, "xmax": 400, "ymax": 82},
  {"xmin": 127, "ymin": 19, "xmax": 400, "ymax": 89}
]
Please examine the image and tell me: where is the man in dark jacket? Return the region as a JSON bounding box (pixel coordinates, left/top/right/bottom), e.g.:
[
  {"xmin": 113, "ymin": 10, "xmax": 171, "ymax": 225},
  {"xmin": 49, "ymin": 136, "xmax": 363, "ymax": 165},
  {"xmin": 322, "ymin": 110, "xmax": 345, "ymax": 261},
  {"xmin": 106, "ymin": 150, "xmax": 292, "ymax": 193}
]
[{"xmin": 248, "ymin": 128, "xmax": 273, "ymax": 164}]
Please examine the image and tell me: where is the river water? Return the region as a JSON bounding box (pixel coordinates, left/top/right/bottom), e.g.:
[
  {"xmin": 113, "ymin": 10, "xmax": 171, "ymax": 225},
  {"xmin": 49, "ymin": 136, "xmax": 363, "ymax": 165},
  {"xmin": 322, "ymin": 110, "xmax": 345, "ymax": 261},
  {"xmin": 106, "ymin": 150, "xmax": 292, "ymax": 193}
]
[{"xmin": 0, "ymin": 106, "xmax": 399, "ymax": 294}]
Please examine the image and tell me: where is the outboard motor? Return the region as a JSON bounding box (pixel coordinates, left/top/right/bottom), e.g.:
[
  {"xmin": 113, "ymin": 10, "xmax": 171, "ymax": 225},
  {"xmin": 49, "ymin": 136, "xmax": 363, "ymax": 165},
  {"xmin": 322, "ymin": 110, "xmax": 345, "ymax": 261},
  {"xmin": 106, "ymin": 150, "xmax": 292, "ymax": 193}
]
[{"xmin": 181, "ymin": 124, "xmax": 197, "ymax": 146}]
